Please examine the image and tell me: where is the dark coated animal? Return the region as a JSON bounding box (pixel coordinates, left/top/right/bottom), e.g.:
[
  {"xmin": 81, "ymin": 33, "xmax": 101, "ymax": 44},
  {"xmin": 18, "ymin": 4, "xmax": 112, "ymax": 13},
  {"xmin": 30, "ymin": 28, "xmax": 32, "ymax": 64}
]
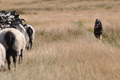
[{"xmin": 94, "ymin": 19, "xmax": 103, "ymax": 40}]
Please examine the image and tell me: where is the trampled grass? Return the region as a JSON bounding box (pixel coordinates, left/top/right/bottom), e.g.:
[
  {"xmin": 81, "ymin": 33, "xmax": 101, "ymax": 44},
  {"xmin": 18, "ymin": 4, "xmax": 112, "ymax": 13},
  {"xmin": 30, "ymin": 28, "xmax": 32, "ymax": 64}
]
[{"xmin": 0, "ymin": 0, "xmax": 120, "ymax": 80}]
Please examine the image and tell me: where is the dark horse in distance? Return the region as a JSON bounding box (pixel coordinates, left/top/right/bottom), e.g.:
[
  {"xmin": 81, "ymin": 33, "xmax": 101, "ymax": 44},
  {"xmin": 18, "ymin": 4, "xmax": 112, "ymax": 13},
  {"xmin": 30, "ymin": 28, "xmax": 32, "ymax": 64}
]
[{"xmin": 94, "ymin": 19, "xmax": 103, "ymax": 40}]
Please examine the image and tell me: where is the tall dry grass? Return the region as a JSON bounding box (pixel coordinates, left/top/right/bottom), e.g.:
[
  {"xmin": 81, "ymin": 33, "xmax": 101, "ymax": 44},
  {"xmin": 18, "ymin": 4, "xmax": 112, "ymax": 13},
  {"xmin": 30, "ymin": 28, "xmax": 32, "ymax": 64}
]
[{"xmin": 0, "ymin": 0, "xmax": 120, "ymax": 80}]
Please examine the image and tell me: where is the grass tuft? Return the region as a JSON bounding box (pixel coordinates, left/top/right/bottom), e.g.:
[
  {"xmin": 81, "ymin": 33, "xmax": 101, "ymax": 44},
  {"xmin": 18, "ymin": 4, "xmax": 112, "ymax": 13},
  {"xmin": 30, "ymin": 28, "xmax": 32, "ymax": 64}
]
[
  {"xmin": 8, "ymin": 9, "xmax": 25, "ymax": 14},
  {"xmin": 1, "ymin": 0, "xmax": 120, "ymax": 80},
  {"xmin": 72, "ymin": 20, "xmax": 83, "ymax": 27},
  {"xmin": 87, "ymin": 29, "xmax": 94, "ymax": 33},
  {"xmin": 103, "ymin": 26, "xmax": 120, "ymax": 47},
  {"xmin": 105, "ymin": 6, "xmax": 113, "ymax": 10}
]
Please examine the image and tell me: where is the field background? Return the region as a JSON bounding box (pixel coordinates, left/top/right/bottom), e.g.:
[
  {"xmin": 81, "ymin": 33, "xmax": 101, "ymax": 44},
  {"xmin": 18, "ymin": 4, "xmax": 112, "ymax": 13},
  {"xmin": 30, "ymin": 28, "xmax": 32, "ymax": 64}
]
[{"xmin": 0, "ymin": 0, "xmax": 120, "ymax": 80}]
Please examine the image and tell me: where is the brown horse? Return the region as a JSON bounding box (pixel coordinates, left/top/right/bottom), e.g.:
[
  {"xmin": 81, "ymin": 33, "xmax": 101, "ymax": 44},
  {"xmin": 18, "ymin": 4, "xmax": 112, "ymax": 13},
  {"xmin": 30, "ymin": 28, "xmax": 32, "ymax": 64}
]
[{"xmin": 94, "ymin": 19, "xmax": 103, "ymax": 40}]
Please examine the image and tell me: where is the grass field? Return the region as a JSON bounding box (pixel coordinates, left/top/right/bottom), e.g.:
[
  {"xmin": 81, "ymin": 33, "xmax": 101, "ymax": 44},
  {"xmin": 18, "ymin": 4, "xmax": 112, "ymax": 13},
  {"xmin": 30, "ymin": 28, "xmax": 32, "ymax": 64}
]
[{"xmin": 0, "ymin": 0, "xmax": 120, "ymax": 80}]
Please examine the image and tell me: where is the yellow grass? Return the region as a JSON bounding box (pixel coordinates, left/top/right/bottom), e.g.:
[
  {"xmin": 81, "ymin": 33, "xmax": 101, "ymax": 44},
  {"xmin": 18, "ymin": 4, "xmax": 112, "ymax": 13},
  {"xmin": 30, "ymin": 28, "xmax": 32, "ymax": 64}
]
[{"xmin": 0, "ymin": 0, "xmax": 120, "ymax": 80}]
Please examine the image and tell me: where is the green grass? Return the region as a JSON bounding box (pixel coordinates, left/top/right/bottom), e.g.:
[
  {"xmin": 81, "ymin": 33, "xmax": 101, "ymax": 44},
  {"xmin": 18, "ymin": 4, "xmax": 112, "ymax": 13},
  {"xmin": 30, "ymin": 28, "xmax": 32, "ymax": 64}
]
[
  {"xmin": 72, "ymin": 20, "xmax": 83, "ymax": 27},
  {"xmin": 102, "ymin": 26, "xmax": 120, "ymax": 47},
  {"xmin": 105, "ymin": 6, "xmax": 113, "ymax": 10},
  {"xmin": 35, "ymin": 28, "xmax": 84, "ymax": 43},
  {"xmin": 87, "ymin": 29, "xmax": 94, "ymax": 33},
  {"xmin": 8, "ymin": 9, "xmax": 26, "ymax": 14},
  {"xmin": 1, "ymin": 0, "xmax": 120, "ymax": 80}
]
